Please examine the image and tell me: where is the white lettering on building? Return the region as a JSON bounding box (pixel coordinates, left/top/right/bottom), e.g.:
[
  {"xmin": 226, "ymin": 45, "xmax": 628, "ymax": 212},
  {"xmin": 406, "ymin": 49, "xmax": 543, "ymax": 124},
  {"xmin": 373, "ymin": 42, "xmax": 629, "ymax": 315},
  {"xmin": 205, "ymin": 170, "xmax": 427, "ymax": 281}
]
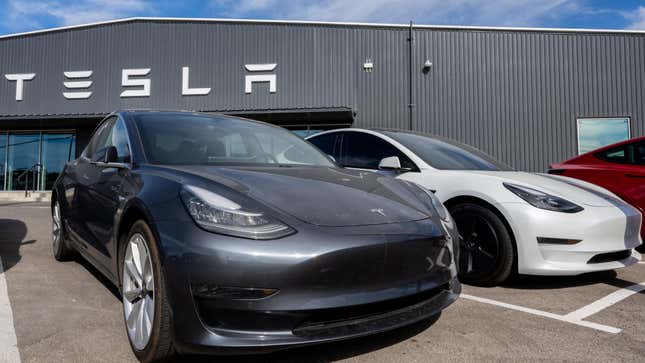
[
  {"xmin": 63, "ymin": 70, "xmax": 93, "ymax": 99},
  {"xmin": 244, "ymin": 63, "xmax": 277, "ymax": 94},
  {"xmin": 3, "ymin": 63, "xmax": 279, "ymax": 102},
  {"xmin": 5, "ymin": 73, "xmax": 36, "ymax": 101},
  {"xmin": 120, "ymin": 68, "xmax": 151, "ymax": 98},
  {"xmin": 181, "ymin": 67, "xmax": 211, "ymax": 96}
]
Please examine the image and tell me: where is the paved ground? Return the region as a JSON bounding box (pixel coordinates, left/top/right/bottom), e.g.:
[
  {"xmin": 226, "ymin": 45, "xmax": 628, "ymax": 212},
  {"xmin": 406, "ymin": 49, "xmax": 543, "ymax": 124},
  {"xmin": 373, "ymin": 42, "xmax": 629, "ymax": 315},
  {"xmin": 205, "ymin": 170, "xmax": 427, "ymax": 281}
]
[{"xmin": 1, "ymin": 202, "xmax": 644, "ymax": 362}]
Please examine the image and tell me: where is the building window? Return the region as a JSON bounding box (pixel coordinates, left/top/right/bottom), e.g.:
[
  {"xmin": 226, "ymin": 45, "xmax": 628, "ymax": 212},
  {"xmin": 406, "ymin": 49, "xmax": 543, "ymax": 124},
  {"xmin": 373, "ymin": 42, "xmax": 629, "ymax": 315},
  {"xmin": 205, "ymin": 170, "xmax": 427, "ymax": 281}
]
[
  {"xmin": 0, "ymin": 133, "xmax": 6, "ymax": 191},
  {"xmin": 1, "ymin": 131, "xmax": 75, "ymax": 191},
  {"xmin": 577, "ymin": 117, "xmax": 631, "ymax": 155}
]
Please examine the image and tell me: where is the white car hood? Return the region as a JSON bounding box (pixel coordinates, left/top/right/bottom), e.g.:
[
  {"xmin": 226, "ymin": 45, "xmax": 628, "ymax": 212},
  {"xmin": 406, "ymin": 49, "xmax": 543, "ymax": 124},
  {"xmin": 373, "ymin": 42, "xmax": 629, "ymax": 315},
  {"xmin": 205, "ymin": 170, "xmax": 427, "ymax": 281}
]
[{"xmin": 452, "ymin": 171, "xmax": 616, "ymax": 207}]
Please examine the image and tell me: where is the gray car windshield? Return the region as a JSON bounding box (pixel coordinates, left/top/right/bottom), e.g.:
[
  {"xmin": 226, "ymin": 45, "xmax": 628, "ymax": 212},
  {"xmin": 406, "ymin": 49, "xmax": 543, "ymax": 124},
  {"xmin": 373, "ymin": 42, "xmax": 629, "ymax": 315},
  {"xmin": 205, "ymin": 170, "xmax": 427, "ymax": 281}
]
[
  {"xmin": 135, "ymin": 113, "xmax": 334, "ymax": 167},
  {"xmin": 382, "ymin": 131, "xmax": 513, "ymax": 171}
]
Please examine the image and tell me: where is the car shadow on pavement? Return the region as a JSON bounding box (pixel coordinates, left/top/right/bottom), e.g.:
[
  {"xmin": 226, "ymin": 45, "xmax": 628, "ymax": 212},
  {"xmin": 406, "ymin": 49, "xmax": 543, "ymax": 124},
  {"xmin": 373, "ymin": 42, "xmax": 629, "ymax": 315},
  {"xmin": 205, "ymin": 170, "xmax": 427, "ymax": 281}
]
[
  {"xmin": 74, "ymin": 254, "xmax": 122, "ymax": 301},
  {"xmin": 0, "ymin": 219, "xmax": 31, "ymax": 272},
  {"xmin": 502, "ymin": 270, "xmax": 618, "ymax": 289},
  {"xmin": 502, "ymin": 270, "xmax": 644, "ymax": 295},
  {"xmin": 174, "ymin": 314, "xmax": 441, "ymax": 362}
]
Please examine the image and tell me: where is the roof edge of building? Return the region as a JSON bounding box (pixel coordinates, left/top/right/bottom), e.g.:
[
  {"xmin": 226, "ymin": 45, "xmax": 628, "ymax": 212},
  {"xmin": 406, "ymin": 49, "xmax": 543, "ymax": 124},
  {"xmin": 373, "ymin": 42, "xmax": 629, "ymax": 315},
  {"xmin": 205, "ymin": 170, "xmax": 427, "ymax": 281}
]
[{"xmin": 1, "ymin": 16, "xmax": 645, "ymax": 41}]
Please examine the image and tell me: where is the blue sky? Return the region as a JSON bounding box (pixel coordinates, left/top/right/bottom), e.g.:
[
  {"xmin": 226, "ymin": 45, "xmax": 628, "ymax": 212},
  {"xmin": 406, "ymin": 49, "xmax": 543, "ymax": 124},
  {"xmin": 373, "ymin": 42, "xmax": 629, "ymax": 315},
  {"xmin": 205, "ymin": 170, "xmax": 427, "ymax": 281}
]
[{"xmin": 2, "ymin": 0, "xmax": 645, "ymax": 35}]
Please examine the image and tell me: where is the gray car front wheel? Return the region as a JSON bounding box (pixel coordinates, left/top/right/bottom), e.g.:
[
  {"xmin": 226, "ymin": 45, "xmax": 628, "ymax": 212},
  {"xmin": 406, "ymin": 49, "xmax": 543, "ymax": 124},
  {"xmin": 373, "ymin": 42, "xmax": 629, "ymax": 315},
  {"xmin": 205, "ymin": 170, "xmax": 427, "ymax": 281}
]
[
  {"xmin": 120, "ymin": 220, "xmax": 175, "ymax": 362},
  {"xmin": 123, "ymin": 232, "xmax": 155, "ymax": 350}
]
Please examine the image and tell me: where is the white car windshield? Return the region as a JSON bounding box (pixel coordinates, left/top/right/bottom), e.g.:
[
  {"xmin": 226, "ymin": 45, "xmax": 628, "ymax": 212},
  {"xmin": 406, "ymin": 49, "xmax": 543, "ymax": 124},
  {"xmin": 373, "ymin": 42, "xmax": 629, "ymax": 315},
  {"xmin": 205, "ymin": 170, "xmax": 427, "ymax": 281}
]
[
  {"xmin": 382, "ymin": 130, "xmax": 513, "ymax": 171},
  {"xmin": 134, "ymin": 113, "xmax": 334, "ymax": 167}
]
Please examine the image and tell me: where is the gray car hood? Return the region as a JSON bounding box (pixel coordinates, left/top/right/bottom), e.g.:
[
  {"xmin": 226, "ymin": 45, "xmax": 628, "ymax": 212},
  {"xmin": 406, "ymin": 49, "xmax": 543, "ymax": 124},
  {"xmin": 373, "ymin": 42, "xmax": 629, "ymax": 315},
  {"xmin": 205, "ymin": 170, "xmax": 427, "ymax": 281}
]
[{"xmin": 169, "ymin": 165, "xmax": 433, "ymax": 227}]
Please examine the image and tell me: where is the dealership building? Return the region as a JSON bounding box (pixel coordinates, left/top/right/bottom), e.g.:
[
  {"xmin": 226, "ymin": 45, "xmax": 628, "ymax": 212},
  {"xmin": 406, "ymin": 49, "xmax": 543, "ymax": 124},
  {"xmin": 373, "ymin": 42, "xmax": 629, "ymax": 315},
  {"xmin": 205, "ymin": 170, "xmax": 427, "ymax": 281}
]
[{"xmin": 0, "ymin": 17, "xmax": 643, "ymax": 191}]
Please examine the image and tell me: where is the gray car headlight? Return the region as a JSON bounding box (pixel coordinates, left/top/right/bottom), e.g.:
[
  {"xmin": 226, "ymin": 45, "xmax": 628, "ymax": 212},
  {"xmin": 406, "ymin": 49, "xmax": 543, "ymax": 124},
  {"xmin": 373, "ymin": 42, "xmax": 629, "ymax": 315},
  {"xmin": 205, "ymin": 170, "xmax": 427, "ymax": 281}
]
[
  {"xmin": 180, "ymin": 185, "xmax": 295, "ymax": 240},
  {"xmin": 503, "ymin": 183, "xmax": 584, "ymax": 213},
  {"xmin": 413, "ymin": 185, "xmax": 459, "ymax": 273},
  {"xmin": 415, "ymin": 186, "xmax": 451, "ymax": 222}
]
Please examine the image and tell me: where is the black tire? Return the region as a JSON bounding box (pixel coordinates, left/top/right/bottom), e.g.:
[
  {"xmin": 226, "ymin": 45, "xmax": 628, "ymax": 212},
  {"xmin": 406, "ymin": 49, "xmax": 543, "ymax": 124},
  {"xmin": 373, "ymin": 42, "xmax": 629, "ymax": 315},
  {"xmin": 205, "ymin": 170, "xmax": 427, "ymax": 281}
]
[
  {"xmin": 449, "ymin": 203, "xmax": 515, "ymax": 286},
  {"xmin": 120, "ymin": 220, "xmax": 175, "ymax": 363},
  {"xmin": 52, "ymin": 199, "xmax": 75, "ymax": 261}
]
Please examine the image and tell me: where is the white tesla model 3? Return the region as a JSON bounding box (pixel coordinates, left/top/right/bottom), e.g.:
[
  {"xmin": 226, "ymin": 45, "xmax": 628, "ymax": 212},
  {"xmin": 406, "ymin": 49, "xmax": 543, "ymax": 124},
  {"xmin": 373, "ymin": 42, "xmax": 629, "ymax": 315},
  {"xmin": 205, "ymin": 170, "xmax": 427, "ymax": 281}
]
[{"xmin": 307, "ymin": 129, "xmax": 643, "ymax": 285}]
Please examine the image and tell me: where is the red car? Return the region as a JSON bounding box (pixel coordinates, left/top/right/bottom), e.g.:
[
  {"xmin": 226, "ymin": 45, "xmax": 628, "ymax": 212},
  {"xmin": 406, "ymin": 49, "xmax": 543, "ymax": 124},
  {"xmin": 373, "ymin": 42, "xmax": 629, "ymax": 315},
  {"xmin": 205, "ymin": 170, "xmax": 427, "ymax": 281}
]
[{"xmin": 549, "ymin": 136, "xmax": 645, "ymax": 249}]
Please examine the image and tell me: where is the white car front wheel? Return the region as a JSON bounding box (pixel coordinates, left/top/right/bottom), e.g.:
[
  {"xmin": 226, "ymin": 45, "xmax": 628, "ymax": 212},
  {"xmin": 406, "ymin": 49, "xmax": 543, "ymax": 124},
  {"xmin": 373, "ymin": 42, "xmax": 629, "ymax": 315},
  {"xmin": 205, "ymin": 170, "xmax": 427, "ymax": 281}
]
[{"xmin": 450, "ymin": 203, "xmax": 515, "ymax": 286}]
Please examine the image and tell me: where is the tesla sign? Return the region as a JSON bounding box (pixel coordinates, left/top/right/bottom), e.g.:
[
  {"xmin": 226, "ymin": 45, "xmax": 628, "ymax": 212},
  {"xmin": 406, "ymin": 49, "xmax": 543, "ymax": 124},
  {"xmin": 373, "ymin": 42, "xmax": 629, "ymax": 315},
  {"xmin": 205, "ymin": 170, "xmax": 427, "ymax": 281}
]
[{"xmin": 2, "ymin": 63, "xmax": 278, "ymax": 101}]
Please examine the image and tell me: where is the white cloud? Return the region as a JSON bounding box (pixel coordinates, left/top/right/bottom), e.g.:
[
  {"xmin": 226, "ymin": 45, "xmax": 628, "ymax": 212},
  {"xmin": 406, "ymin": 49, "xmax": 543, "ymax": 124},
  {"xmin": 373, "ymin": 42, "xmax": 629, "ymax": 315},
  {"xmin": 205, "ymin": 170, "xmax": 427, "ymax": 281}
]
[
  {"xmin": 214, "ymin": 0, "xmax": 576, "ymax": 27},
  {"xmin": 6, "ymin": 0, "xmax": 150, "ymax": 31},
  {"xmin": 626, "ymin": 6, "xmax": 645, "ymax": 30},
  {"xmin": 5, "ymin": 0, "xmax": 645, "ymax": 34}
]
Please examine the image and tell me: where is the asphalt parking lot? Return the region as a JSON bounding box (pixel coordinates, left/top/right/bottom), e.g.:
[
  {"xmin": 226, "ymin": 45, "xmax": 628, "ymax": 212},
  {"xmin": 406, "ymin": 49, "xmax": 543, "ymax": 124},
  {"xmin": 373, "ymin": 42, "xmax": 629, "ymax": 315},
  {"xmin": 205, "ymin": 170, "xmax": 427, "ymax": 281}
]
[{"xmin": 1, "ymin": 202, "xmax": 644, "ymax": 362}]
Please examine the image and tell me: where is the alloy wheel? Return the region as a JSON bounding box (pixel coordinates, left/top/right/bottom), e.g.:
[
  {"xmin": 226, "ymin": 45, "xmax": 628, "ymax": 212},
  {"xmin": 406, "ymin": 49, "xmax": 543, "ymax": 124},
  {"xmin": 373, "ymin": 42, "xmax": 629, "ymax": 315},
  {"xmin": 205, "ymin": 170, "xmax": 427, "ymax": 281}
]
[
  {"xmin": 122, "ymin": 233, "xmax": 155, "ymax": 351},
  {"xmin": 455, "ymin": 214, "xmax": 500, "ymax": 279}
]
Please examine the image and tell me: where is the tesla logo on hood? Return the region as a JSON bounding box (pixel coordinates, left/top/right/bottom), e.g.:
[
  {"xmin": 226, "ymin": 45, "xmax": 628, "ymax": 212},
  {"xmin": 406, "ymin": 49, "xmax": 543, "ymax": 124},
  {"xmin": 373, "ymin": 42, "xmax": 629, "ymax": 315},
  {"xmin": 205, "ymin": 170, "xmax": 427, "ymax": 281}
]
[{"xmin": 370, "ymin": 208, "xmax": 386, "ymax": 217}]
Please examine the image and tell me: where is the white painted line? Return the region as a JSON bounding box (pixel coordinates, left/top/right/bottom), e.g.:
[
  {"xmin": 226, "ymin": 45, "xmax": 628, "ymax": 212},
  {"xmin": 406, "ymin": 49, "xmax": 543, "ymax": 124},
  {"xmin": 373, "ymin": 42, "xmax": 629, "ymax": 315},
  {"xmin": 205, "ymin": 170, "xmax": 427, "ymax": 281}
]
[
  {"xmin": 0, "ymin": 260, "xmax": 21, "ymax": 362},
  {"xmin": 564, "ymin": 282, "xmax": 645, "ymax": 321},
  {"xmin": 0, "ymin": 206, "xmax": 49, "ymax": 209},
  {"xmin": 461, "ymin": 294, "xmax": 621, "ymax": 334}
]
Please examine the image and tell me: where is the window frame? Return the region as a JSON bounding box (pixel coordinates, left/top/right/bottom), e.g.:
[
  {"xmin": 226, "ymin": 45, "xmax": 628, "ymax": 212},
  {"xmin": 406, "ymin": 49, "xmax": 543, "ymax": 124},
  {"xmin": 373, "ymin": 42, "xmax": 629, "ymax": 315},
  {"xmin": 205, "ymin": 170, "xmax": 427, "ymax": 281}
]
[{"xmin": 576, "ymin": 116, "xmax": 631, "ymax": 155}]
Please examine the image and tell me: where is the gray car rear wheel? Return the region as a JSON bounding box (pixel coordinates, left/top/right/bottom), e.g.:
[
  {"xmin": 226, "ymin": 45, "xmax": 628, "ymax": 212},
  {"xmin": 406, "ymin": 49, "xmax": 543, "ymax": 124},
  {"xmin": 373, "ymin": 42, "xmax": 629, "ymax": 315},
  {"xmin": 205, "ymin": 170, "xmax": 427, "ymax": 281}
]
[{"xmin": 52, "ymin": 200, "xmax": 75, "ymax": 261}]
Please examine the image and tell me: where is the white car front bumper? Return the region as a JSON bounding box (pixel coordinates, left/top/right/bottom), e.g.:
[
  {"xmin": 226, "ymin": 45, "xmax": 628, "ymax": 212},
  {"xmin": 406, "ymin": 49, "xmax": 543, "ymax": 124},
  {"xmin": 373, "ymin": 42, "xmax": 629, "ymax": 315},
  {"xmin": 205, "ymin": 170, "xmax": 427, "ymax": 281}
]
[{"xmin": 498, "ymin": 202, "xmax": 642, "ymax": 276}]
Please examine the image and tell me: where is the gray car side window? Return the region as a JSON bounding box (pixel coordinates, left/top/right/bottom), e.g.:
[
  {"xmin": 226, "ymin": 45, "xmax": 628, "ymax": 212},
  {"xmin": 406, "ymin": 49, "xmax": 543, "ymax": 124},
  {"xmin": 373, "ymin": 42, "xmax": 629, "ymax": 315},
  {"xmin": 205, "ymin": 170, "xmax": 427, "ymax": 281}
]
[
  {"xmin": 85, "ymin": 117, "xmax": 116, "ymax": 160},
  {"xmin": 87, "ymin": 117, "xmax": 131, "ymax": 163}
]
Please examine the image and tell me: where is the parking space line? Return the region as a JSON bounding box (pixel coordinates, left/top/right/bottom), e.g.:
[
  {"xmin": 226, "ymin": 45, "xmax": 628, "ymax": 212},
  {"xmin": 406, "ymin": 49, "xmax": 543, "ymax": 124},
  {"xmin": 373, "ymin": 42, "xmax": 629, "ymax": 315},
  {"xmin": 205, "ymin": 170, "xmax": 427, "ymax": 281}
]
[
  {"xmin": 564, "ymin": 281, "xmax": 645, "ymax": 321},
  {"xmin": 461, "ymin": 294, "xmax": 621, "ymax": 334},
  {"xmin": 0, "ymin": 260, "xmax": 21, "ymax": 362}
]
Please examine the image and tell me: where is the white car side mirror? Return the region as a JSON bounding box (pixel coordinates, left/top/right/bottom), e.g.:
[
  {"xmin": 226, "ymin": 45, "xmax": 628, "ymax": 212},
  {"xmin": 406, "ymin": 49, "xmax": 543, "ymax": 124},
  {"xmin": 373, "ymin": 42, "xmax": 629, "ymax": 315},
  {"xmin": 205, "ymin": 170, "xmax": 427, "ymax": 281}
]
[{"xmin": 378, "ymin": 156, "xmax": 402, "ymax": 170}]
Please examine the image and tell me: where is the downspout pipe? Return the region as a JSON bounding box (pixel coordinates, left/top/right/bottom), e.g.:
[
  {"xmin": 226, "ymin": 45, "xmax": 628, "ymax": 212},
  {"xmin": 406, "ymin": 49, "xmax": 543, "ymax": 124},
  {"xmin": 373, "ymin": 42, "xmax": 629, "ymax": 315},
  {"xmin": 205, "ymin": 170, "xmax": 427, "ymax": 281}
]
[{"xmin": 407, "ymin": 21, "xmax": 414, "ymax": 130}]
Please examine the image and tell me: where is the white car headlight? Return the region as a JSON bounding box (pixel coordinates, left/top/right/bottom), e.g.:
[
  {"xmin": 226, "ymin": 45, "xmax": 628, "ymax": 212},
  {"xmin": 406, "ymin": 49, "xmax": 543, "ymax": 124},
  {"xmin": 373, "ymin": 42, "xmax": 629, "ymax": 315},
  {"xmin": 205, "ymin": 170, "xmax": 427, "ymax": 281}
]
[
  {"xmin": 180, "ymin": 185, "xmax": 295, "ymax": 240},
  {"xmin": 504, "ymin": 183, "xmax": 584, "ymax": 213}
]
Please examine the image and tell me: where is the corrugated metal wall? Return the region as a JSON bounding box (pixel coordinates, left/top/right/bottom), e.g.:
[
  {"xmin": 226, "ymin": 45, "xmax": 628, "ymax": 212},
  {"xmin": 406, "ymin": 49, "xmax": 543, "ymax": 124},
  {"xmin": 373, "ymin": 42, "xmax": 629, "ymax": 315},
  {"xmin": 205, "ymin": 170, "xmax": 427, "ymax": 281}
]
[
  {"xmin": 0, "ymin": 19, "xmax": 644, "ymax": 171},
  {"xmin": 412, "ymin": 28, "xmax": 645, "ymax": 171}
]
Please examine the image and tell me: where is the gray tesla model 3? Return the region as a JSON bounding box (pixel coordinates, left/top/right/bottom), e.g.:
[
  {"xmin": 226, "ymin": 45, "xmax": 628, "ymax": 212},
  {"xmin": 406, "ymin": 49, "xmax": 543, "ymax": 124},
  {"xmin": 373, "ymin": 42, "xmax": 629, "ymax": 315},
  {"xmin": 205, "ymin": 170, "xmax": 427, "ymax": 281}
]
[{"xmin": 51, "ymin": 110, "xmax": 460, "ymax": 362}]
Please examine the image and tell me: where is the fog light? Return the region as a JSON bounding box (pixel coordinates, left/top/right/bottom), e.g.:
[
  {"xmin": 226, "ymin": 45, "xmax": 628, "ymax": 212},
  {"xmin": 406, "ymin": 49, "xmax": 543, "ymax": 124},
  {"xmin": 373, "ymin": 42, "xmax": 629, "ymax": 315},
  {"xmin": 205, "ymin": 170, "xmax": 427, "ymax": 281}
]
[
  {"xmin": 537, "ymin": 237, "xmax": 582, "ymax": 245},
  {"xmin": 192, "ymin": 285, "xmax": 278, "ymax": 300}
]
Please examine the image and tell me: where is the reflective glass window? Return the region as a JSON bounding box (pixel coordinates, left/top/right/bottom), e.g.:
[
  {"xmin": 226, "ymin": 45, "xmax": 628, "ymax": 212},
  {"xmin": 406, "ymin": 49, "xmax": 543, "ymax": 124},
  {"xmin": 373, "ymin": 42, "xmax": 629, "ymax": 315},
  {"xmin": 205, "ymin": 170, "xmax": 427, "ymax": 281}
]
[
  {"xmin": 7, "ymin": 134, "xmax": 40, "ymax": 191},
  {"xmin": 41, "ymin": 133, "xmax": 75, "ymax": 190},
  {"xmin": 0, "ymin": 134, "xmax": 6, "ymax": 190},
  {"xmin": 577, "ymin": 117, "xmax": 630, "ymax": 154}
]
